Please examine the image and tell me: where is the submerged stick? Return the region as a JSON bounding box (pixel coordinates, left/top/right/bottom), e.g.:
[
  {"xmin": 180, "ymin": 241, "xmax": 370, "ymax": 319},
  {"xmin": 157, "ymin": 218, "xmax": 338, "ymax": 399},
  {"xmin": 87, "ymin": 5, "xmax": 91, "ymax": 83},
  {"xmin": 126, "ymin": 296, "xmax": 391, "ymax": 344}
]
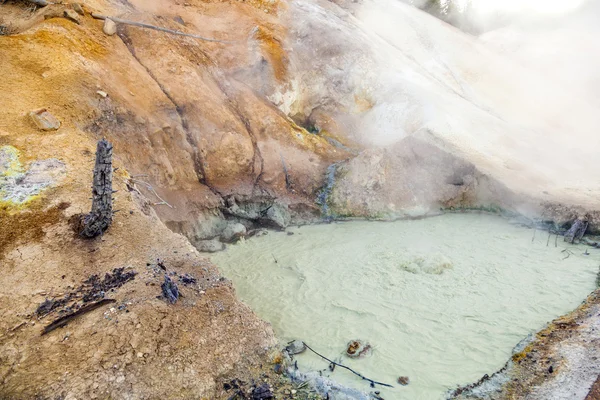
[
  {"xmin": 91, "ymin": 13, "xmax": 243, "ymax": 43},
  {"xmin": 302, "ymin": 342, "xmax": 394, "ymax": 388},
  {"xmin": 41, "ymin": 299, "xmax": 116, "ymax": 335}
]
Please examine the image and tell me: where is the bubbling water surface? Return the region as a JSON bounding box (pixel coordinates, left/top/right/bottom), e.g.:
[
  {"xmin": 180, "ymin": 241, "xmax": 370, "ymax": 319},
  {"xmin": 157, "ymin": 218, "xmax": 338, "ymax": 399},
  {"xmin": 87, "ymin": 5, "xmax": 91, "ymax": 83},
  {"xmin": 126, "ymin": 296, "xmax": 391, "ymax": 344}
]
[{"xmin": 211, "ymin": 214, "xmax": 599, "ymax": 399}]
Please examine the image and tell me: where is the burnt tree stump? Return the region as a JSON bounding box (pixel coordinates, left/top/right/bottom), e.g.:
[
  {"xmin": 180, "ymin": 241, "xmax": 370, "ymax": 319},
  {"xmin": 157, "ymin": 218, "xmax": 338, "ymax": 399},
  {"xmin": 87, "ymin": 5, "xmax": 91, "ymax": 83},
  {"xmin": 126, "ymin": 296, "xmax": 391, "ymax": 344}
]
[
  {"xmin": 564, "ymin": 218, "xmax": 588, "ymax": 244},
  {"xmin": 81, "ymin": 139, "xmax": 113, "ymax": 238}
]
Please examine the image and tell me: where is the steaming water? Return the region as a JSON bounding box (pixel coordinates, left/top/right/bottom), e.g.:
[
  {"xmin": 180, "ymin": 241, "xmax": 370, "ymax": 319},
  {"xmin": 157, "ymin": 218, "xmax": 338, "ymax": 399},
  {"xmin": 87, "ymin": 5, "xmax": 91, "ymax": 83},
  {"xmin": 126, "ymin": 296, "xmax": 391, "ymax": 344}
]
[{"xmin": 211, "ymin": 214, "xmax": 600, "ymax": 399}]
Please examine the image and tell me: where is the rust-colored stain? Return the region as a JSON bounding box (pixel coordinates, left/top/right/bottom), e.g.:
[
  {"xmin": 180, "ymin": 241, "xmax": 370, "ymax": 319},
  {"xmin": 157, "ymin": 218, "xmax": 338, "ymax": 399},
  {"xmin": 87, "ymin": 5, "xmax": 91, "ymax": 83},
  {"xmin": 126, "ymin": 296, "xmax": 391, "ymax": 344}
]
[
  {"xmin": 0, "ymin": 200, "xmax": 69, "ymax": 259},
  {"xmin": 255, "ymin": 25, "xmax": 288, "ymax": 81}
]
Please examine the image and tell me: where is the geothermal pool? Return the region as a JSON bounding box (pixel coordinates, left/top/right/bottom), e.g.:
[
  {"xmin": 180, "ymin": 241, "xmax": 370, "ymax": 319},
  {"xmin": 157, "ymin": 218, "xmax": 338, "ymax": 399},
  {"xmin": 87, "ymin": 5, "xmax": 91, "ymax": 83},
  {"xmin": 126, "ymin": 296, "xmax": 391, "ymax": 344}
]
[{"xmin": 211, "ymin": 213, "xmax": 600, "ymax": 399}]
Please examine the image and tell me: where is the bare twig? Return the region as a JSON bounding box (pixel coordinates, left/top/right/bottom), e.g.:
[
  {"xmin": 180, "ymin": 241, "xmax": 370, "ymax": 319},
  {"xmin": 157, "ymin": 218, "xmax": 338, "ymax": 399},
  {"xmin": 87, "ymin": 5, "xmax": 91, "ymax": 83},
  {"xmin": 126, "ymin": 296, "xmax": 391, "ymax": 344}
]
[
  {"xmin": 41, "ymin": 299, "xmax": 116, "ymax": 335},
  {"xmin": 130, "ymin": 179, "xmax": 173, "ymax": 208},
  {"xmin": 91, "ymin": 13, "xmax": 249, "ymax": 44}
]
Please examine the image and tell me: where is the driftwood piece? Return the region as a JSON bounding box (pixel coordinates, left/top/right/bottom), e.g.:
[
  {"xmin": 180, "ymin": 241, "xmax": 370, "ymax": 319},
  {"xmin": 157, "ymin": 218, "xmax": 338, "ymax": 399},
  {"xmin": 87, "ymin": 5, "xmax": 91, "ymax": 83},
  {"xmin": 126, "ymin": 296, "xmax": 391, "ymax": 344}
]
[
  {"xmin": 81, "ymin": 139, "xmax": 113, "ymax": 238},
  {"xmin": 564, "ymin": 218, "xmax": 588, "ymax": 244},
  {"xmin": 41, "ymin": 299, "xmax": 116, "ymax": 335},
  {"xmin": 91, "ymin": 12, "xmax": 240, "ymax": 43}
]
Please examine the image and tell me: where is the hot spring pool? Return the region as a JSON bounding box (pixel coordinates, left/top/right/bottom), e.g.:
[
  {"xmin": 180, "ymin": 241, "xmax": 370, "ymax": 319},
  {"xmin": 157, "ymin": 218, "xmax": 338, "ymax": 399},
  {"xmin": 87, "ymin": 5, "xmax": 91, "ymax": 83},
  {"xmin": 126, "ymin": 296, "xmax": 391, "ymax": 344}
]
[{"xmin": 211, "ymin": 213, "xmax": 600, "ymax": 399}]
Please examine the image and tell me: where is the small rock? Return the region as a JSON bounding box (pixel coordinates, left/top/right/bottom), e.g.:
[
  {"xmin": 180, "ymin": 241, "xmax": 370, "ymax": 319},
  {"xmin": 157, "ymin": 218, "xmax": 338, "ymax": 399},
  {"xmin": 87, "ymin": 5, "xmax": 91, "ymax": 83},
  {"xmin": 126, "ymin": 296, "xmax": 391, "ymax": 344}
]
[
  {"xmin": 194, "ymin": 239, "xmax": 225, "ymax": 253},
  {"xmin": 220, "ymin": 222, "xmax": 247, "ymax": 243},
  {"xmin": 103, "ymin": 18, "xmax": 117, "ymax": 36},
  {"xmin": 291, "ymin": 389, "xmax": 297, "ymax": 394},
  {"xmin": 29, "ymin": 108, "xmax": 60, "ymax": 131},
  {"xmin": 63, "ymin": 9, "xmax": 81, "ymax": 24},
  {"xmin": 252, "ymin": 383, "xmax": 273, "ymax": 400},
  {"xmin": 397, "ymin": 376, "xmax": 410, "ymax": 386},
  {"xmin": 72, "ymin": 3, "xmax": 84, "ymax": 15},
  {"xmin": 264, "ymin": 203, "xmax": 291, "ymax": 229},
  {"xmin": 137, "ymin": 352, "xmax": 144, "ymax": 358},
  {"xmin": 285, "ymin": 340, "xmax": 306, "ymax": 355},
  {"xmin": 179, "ymin": 273, "xmax": 197, "ymax": 285},
  {"xmin": 96, "ymin": 90, "xmax": 108, "ymax": 98},
  {"xmin": 346, "ymin": 339, "xmax": 372, "ymax": 358}
]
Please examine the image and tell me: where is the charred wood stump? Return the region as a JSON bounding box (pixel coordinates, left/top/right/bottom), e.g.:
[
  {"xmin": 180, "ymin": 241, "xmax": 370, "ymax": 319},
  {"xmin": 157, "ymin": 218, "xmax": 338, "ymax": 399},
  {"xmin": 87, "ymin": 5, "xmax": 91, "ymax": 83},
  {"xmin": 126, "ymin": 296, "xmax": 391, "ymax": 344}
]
[
  {"xmin": 161, "ymin": 275, "xmax": 179, "ymax": 304},
  {"xmin": 564, "ymin": 218, "xmax": 588, "ymax": 244},
  {"xmin": 81, "ymin": 139, "xmax": 113, "ymax": 238}
]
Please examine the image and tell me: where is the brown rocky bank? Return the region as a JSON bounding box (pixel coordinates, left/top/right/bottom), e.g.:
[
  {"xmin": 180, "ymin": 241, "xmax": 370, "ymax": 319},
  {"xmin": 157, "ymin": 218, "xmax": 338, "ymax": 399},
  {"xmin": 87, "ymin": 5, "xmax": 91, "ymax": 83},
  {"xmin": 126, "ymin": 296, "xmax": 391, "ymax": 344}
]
[{"xmin": 1, "ymin": 0, "xmax": 600, "ymax": 399}]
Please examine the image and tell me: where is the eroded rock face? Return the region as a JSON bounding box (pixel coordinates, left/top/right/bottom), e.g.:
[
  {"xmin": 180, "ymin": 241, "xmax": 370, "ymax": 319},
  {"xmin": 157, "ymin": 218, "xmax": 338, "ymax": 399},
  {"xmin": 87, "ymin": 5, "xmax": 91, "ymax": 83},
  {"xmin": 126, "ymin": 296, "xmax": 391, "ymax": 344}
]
[
  {"xmin": 326, "ymin": 136, "xmax": 514, "ymax": 218},
  {"xmin": 265, "ymin": 0, "xmax": 600, "ymax": 222}
]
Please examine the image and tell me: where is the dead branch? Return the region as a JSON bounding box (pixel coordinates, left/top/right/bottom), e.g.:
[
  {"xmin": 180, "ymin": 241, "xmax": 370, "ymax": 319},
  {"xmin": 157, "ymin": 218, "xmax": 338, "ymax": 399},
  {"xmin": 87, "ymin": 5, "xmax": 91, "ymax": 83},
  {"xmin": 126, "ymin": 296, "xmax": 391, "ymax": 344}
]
[
  {"xmin": 24, "ymin": 0, "xmax": 50, "ymax": 6},
  {"xmin": 301, "ymin": 341, "xmax": 394, "ymax": 388},
  {"xmin": 91, "ymin": 12, "xmax": 246, "ymax": 43},
  {"xmin": 130, "ymin": 179, "xmax": 173, "ymax": 208},
  {"xmin": 41, "ymin": 299, "xmax": 116, "ymax": 335}
]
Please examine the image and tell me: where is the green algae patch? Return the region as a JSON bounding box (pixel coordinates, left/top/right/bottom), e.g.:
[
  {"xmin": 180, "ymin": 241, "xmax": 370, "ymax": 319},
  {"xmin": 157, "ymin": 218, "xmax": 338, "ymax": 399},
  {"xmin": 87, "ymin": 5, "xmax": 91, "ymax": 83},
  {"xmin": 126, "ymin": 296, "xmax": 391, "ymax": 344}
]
[
  {"xmin": 0, "ymin": 145, "xmax": 66, "ymax": 205},
  {"xmin": 0, "ymin": 145, "xmax": 24, "ymax": 178},
  {"xmin": 511, "ymin": 344, "xmax": 534, "ymax": 363}
]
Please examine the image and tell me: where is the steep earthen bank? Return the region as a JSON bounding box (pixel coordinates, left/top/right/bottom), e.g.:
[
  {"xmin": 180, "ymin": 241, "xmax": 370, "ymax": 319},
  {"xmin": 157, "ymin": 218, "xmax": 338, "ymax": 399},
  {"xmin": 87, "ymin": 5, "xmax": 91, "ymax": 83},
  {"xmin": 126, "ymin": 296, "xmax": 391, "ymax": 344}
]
[
  {"xmin": 1, "ymin": 0, "xmax": 600, "ymax": 398},
  {"xmin": 0, "ymin": 1, "xmax": 318, "ymax": 398}
]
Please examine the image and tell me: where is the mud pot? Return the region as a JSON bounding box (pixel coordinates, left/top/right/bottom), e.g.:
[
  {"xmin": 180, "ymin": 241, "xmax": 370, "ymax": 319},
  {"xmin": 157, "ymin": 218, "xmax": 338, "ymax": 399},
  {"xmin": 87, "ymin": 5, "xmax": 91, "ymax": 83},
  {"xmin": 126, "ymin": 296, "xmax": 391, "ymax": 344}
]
[{"xmin": 211, "ymin": 213, "xmax": 600, "ymax": 399}]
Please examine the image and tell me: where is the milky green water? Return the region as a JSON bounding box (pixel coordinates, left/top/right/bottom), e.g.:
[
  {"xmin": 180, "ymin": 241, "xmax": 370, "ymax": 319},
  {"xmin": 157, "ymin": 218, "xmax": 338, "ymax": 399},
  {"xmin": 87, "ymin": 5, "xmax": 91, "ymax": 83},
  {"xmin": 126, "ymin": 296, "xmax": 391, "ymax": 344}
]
[{"xmin": 211, "ymin": 214, "xmax": 600, "ymax": 399}]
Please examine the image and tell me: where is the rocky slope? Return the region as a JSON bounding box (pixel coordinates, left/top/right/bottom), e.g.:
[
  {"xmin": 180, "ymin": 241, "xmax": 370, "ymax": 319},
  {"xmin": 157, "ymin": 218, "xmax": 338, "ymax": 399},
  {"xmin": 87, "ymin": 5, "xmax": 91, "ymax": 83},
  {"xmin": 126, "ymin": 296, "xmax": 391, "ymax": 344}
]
[{"xmin": 1, "ymin": 0, "xmax": 600, "ymax": 398}]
